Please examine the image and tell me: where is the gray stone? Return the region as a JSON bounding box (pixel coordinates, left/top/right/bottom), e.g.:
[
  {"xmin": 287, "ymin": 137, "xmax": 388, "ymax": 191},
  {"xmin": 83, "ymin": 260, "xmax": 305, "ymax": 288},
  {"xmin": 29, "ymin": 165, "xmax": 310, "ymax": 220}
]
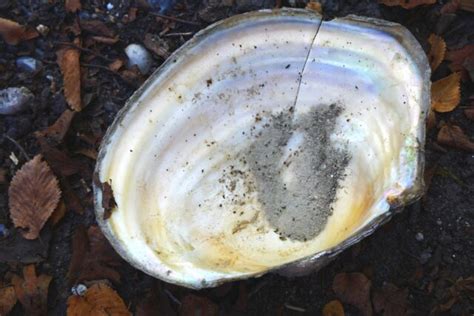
[
  {"xmin": 16, "ymin": 56, "xmax": 42, "ymax": 73},
  {"xmin": 0, "ymin": 87, "xmax": 34, "ymax": 115},
  {"xmin": 125, "ymin": 44, "xmax": 152, "ymax": 74}
]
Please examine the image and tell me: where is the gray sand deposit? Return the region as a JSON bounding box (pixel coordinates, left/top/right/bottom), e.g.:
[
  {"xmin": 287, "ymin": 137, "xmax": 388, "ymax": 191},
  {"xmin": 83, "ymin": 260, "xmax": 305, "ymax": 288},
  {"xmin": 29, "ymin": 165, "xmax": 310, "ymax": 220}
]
[{"xmin": 243, "ymin": 104, "xmax": 350, "ymax": 241}]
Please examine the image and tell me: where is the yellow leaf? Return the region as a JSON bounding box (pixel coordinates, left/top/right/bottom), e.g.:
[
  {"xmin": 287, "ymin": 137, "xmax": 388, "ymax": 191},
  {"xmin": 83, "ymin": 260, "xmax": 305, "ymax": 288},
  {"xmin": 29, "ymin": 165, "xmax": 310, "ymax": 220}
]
[
  {"xmin": 323, "ymin": 300, "xmax": 345, "ymax": 316},
  {"xmin": 431, "ymin": 72, "xmax": 461, "ymax": 113},
  {"xmin": 428, "ymin": 34, "xmax": 446, "ymax": 71}
]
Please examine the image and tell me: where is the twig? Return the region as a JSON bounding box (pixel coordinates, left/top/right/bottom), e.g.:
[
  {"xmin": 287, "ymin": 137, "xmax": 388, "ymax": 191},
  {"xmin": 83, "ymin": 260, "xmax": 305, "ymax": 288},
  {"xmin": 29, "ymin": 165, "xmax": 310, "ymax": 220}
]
[
  {"xmin": 284, "ymin": 304, "xmax": 306, "ymax": 312},
  {"xmin": 54, "ymin": 41, "xmax": 114, "ymax": 62},
  {"xmin": 3, "ymin": 135, "xmax": 30, "ymax": 160},
  {"xmin": 163, "ymin": 32, "xmax": 194, "ymax": 37},
  {"xmin": 151, "ymin": 13, "xmax": 201, "ymax": 26}
]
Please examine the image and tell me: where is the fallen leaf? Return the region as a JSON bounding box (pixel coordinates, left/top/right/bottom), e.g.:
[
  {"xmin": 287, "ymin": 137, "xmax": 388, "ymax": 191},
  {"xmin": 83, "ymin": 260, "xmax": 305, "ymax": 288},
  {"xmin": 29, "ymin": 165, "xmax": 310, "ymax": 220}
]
[
  {"xmin": 67, "ymin": 283, "xmax": 130, "ymax": 316},
  {"xmin": 427, "ymin": 109, "xmax": 437, "ymax": 130},
  {"xmin": 11, "ymin": 265, "xmax": 52, "ymax": 316},
  {"xmin": 460, "ymin": 0, "xmax": 474, "ymax": 12},
  {"xmin": 62, "ymin": 180, "xmax": 85, "ymax": 214},
  {"xmin": 179, "ymin": 295, "xmax": 218, "ymax": 316},
  {"xmin": 332, "ymin": 272, "xmax": 372, "ymax": 316},
  {"xmin": 50, "ymin": 200, "xmax": 67, "ymax": 226},
  {"xmin": 57, "ymin": 47, "xmax": 82, "ymax": 111},
  {"xmin": 68, "ymin": 225, "xmax": 122, "ymax": 285},
  {"xmin": 136, "ymin": 288, "xmax": 175, "ymax": 316},
  {"xmin": 0, "ymin": 228, "xmax": 52, "ymax": 263},
  {"xmin": 446, "ymin": 44, "xmax": 474, "ymax": 73},
  {"xmin": 0, "ymin": 17, "xmax": 38, "ymax": 45},
  {"xmin": 306, "ymin": 1, "xmax": 323, "ymax": 13},
  {"xmin": 378, "ymin": 0, "xmax": 436, "ymax": 9},
  {"xmin": 431, "ymin": 72, "xmax": 461, "ymax": 113},
  {"xmin": 65, "ymin": 0, "xmax": 81, "ymax": 12},
  {"xmin": 0, "ymin": 284, "xmax": 17, "ymax": 315},
  {"xmin": 372, "ymin": 283, "xmax": 408, "ymax": 316},
  {"xmin": 80, "ymin": 20, "xmax": 115, "ymax": 38},
  {"xmin": 437, "ymin": 124, "xmax": 474, "ymax": 152},
  {"xmin": 427, "ymin": 34, "xmax": 446, "ymax": 72},
  {"xmin": 322, "ymin": 300, "xmax": 345, "ymax": 316},
  {"xmin": 35, "ymin": 109, "xmax": 76, "ymax": 144},
  {"xmin": 465, "ymin": 107, "xmax": 474, "ymax": 121},
  {"xmin": 9, "ymin": 155, "xmax": 61, "ymax": 239},
  {"xmin": 0, "ymin": 168, "xmax": 6, "ymax": 184},
  {"xmin": 441, "ymin": 0, "xmax": 460, "ymax": 13},
  {"xmin": 37, "ymin": 138, "xmax": 84, "ymax": 177}
]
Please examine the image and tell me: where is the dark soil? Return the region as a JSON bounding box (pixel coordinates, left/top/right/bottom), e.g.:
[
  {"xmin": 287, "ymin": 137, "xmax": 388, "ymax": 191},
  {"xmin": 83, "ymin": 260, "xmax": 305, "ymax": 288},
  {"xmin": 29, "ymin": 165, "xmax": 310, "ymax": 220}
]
[{"xmin": 1, "ymin": 0, "xmax": 473, "ymax": 315}]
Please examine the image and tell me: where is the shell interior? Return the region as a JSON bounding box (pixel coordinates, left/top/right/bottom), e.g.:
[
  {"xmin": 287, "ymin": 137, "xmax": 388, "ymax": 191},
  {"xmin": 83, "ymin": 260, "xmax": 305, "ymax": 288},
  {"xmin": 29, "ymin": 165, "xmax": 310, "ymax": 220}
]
[{"xmin": 94, "ymin": 9, "xmax": 430, "ymax": 289}]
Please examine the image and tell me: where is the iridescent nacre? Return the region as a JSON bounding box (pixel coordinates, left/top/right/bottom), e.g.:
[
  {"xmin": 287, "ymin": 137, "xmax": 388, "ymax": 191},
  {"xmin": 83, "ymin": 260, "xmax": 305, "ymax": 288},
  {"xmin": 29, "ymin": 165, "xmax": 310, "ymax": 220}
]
[{"xmin": 93, "ymin": 9, "xmax": 430, "ymax": 289}]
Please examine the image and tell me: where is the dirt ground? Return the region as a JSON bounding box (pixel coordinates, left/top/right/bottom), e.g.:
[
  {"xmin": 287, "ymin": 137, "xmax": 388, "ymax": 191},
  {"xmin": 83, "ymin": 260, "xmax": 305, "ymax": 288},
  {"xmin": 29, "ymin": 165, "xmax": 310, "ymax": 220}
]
[{"xmin": 0, "ymin": 0, "xmax": 473, "ymax": 315}]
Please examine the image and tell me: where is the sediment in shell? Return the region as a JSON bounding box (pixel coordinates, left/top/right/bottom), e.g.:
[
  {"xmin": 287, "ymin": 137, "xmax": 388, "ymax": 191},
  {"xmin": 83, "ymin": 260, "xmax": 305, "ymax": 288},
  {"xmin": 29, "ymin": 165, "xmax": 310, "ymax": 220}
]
[{"xmin": 94, "ymin": 9, "xmax": 430, "ymax": 289}]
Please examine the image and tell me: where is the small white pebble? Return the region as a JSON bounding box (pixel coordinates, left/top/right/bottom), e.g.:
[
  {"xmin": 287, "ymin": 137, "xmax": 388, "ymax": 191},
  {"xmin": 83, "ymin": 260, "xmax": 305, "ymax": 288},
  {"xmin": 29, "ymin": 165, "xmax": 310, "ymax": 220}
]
[
  {"xmin": 71, "ymin": 284, "xmax": 87, "ymax": 296},
  {"xmin": 106, "ymin": 2, "xmax": 114, "ymax": 10},
  {"xmin": 9, "ymin": 152, "xmax": 19, "ymax": 165},
  {"xmin": 436, "ymin": 218, "xmax": 442, "ymax": 226},
  {"xmin": 125, "ymin": 44, "xmax": 152, "ymax": 74},
  {"xmin": 415, "ymin": 232, "xmax": 424, "ymax": 241}
]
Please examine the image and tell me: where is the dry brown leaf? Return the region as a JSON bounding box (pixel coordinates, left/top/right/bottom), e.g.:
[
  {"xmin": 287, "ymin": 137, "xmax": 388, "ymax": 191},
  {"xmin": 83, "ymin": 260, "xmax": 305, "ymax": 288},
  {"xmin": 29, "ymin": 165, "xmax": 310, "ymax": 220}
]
[
  {"xmin": 441, "ymin": 0, "xmax": 460, "ymax": 13},
  {"xmin": 37, "ymin": 137, "xmax": 85, "ymax": 177},
  {"xmin": 306, "ymin": 1, "xmax": 323, "ymax": 14},
  {"xmin": 446, "ymin": 44, "xmax": 474, "ymax": 72},
  {"xmin": 437, "ymin": 124, "xmax": 474, "ymax": 152},
  {"xmin": 50, "ymin": 200, "xmax": 67, "ymax": 226},
  {"xmin": 143, "ymin": 33, "xmax": 170, "ymax": 59},
  {"xmin": 427, "ymin": 34, "xmax": 446, "ymax": 72},
  {"xmin": 75, "ymin": 147, "xmax": 98, "ymax": 160},
  {"xmin": 57, "ymin": 48, "xmax": 82, "ymax": 112},
  {"xmin": 108, "ymin": 59, "xmax": 124, "ymax": 72},
  {"xmin": 67, "ymin": 283, "xmax": 130, "ymax": 316},
  {"xmin": 372, "ymin": 283, "xmax": 408, "ymax": 316},
  {"xmin": 332, "ymin": 272, "xmax": 372, "ymax": 316},
  {"xmin": 11, "ymin": 265, "xmax": 52, "ymax": 316},
  {"xmin": 322, "ymin": 300, "xmax": 345, "ymax": 316},
  {"xmin": 93, "ymin": 178, "xmax": 117, "ymax": 220},
  {"xmin": 179, "ymin": 295, "xmax": 218, "ymax": 316},
  {"xmin": 65, "ymin": 0, "xmax": 81, "ymax": 12},
  {"xmin": 0, "ymin": 17, "xmax": 39, "ymax": 45},
  {"xmin": 460, "ymin": 0, "xmax": 474, "ymax": 12},
  {"xmin": 35, "ymin": 109, "xmax": 76, "ymax": 144},
  {"xmin": 8, "ymin": 155, "xmax": 61, "ymax": 239},
  {"xmin": 0, "ymin": 168, "xmax": 6, "ymax": 184},
  {"xmin": 80, "ymin": 20, "xmax": 115, "ymax": 38},
  {"xmin": 427, "ymin": 109, "xmax": 437, "ymax": 130},
  {"xmin": 431, "ymin": 72, "xmax": 461, "ymax": 113},
  {"xmin": 68, "ymin": 225, "xmax": 122, "ymax": 286},
  {"xmin": 378, "ymin": 0, "xmax": 436, "ymax": 9},
  {"xmin": 0, "ymin": 284, "xmax": 17, "ymax": 315},
  {"xmin": 465, "ymin": 107, "xmax": 474, "ymax": 121}
]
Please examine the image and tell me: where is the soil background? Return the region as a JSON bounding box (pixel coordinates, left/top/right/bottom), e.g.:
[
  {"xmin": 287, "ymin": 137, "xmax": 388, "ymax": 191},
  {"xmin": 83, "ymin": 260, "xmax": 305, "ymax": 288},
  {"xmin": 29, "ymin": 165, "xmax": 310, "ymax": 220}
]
[{"xmin": 0, "ymin": 0, "xmax": 473, "ymax": 315}]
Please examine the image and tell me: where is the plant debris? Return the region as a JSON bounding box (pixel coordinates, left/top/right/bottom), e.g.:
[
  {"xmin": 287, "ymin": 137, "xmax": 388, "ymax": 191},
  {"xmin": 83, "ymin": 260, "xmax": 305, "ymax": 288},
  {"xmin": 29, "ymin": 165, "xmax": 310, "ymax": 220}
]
[
  {"xmin": 332, "ymin": 272, "xmax": 372, "ymax": 316},
  {"xmin": 8, "ymin": 155, "xmax": 61, "ymax": 239},
  {"xmin": 11, "ymin": 265, "xmax": 52, "ymax": 316},
  {"xmin": 372, "ymin": 283, "xmax": 408, "ymax": 316},
  {"xmin": 427, "ymin": 34, "xmax": 446, "ymax": 71},
  {"xmin": 0, "ymin": 17, "xmax": 38, "ymax": 45},
  {"xmin": 67, "ymin": 283, "xmax": 130, "ymax": 315},
  {"xmin": 57, "ymin": 47, "xmax": 83, "ymax": 112},
  {"xmin": 0, "ymin": 283, "xmax": 17, "ymax": 315},
  {"xmin": 431, "ymin": 72, "xmax": 461, "ymax": 113},
  {"xmin": 322, "ymin": 300, "xmax": 345, "ymax": 316},
  {"xmin": 437, "ymin": 124, "xmax": 474, "ymax": 152},
  {"xmin": 378, "ymin": 0, "xmax": 436, "ymax": 9}
]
